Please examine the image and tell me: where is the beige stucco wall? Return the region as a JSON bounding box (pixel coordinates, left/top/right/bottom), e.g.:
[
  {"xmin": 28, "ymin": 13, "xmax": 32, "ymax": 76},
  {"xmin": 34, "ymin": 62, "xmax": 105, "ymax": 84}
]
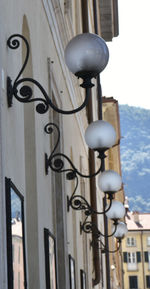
[{"xmin": 0, "ymin": 1, "xmax": 120, "ymax": 289}]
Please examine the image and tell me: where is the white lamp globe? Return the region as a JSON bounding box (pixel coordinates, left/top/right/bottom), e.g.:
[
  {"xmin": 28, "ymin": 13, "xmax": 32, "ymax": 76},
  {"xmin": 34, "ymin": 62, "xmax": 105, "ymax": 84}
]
[
  {"xmin": 113, "ymin": 222, "xmax": 128, "ymax": 240},
  {"xmin": 64, "ymin": 33, "xmax": 109, "ymax": 79},
  {"xmin": 85, "ymin": 120, "xmax": 116, "ymax": 150},
  {"xmin": 98, "ymin": 170, "xmax": 122, "ymax": 194},
  {"xmin": 106, "ymin": 200, "xmax": 125, "ymax": 220}
]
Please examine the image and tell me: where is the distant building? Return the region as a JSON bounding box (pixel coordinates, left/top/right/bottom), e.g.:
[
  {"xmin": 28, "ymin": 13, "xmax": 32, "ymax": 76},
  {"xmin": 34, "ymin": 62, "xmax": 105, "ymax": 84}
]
[
  {"xmin": 103, "ymin": 97, "xmax": 125, "ymax": 289},
  {"xmin": 122, "ymin": 211, "xmax": 150, "ymax": 289},
  {"xmin": 12, "ymin": 218, "xmax": 24, "ymax": 289}
]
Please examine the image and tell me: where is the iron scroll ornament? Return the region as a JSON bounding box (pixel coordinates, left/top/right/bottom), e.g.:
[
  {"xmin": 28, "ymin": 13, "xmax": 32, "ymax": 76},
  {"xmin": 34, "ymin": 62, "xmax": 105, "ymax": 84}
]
[
  {"xmin": 80, "ymin": 218, "xmax": 118, "ymax": 237},
  {"xmin": 44, "ymin": 122, "xmax": 105, "ymax": 179},
  {"xmin": 7, "ymin": 34, "xmax": 93, "ymax": 114},
  {"xmin": 91, "ymin": 237, "xmax": 122, "ymax": 254},
  {"xmin": 44, "ymin": 122, "xmax": 113, "ymax": 216},
  {"xmin": 79, "ymin": 218, "xmax": 121, "ymax": 254}
]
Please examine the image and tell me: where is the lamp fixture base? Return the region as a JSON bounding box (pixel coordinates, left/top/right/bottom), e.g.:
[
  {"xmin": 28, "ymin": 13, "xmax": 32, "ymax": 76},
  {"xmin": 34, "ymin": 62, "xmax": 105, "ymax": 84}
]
[
  {"xmin": 75, "ymin": 71, "xmax": 95, "ymax": 88},
  {"xmin": 7, "ymin": 77, "xmax": 13, "ymax": 107},
  {"xmin": 45, "ymin": 153, "xmax": 49, "ymax": 175},
  {"xmin": 67, "ymin": 196, "xmax": 70, "ymax": 212}
]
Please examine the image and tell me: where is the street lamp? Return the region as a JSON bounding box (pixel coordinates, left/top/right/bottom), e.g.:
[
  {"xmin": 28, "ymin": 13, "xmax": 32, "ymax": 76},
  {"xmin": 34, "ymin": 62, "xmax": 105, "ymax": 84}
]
[
  {"xmin": 64, "ymin": 33, "xmax": 109, "ymax": 87},
  {"xmin": 105, "ymin": 200, "xmax": 126, "ymax": 220},
  {"xmin": 113, "ymin": 221, "xmax": 128, "ymax": 239},
  {"xmin": 44, "ymin": 122, "xmax": 122, "ymax": 218},
  {"xmin": 6, "ymin": 32, "xmax": 126, "ymax": 248},
  {"xmin": 98, "ymin": 170, "xmax": 122, "ymax": 194},
  {"xmin": 45, "ymin": 120, "xmax": 117, "ymax": 176},
  {"xmin": 90, "ymin": 222, "xmax": 128, "ymax": 253},
  {"xmin": 7, "ymin": 33, "xmax": 109, "ymax": 114}
]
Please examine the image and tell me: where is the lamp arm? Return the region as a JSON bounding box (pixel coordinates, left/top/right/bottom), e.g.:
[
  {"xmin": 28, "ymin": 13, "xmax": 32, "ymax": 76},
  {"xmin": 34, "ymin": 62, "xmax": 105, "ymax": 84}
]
[
  {"xmin": 96, "ymin": 219, "xmax": 118, "ymax": 238},
  {"xmin": 44, "ymin": 122, "xmax": 102, "ymax": 178},
  {"xmin": 7, "ymin": 34, "xmax": 91, "ymax": 114},
  {"xmin": 68, "ymin": 194, "xmax": 113, "ymax": 215},
  {"xmin": 80, "ymin": 218, "xmax": 100, "ymax": 234},
  {"xmin": 96, "ymin": 238, "xmax": 121, "ymax": 253},
  {"xmin": 80, "ymin": 218, "xmax": 118, "ymax": 237},
  {"xmin": 7, "ymin": 34, "xmax": 30, "ymax": 83}
]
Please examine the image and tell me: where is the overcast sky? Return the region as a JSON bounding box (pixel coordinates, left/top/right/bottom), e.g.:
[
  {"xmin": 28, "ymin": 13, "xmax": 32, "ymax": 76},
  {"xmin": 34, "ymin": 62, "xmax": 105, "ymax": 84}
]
[{"xmin": 101, "ymin": 0, "xmax": 150, "ymax": 109}]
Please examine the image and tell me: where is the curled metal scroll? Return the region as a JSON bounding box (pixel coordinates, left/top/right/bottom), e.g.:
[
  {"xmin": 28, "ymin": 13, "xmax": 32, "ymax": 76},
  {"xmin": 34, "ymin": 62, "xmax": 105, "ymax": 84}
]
[
  {"xmin": 81, "ymin": 218, "xmax": 118, "ymax": 237},
  {"xmin": 93, "ymin": 238, "xmax": 121, "ymax": 253},
  {"xmin": 44, "ymin": 122, "xmax": 102, "ymax": 178},
  {"xmin": 7, "ymin": 34, "xmax": 91, "ymax": 115},
  {"xmin": 68, "ymin": 194, "xmax": 113, "ymax": 215}
]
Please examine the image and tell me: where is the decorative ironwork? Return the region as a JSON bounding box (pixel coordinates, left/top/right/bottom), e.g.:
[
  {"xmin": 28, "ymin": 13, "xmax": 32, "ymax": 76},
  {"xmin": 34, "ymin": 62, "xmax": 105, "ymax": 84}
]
[
  {"xmin": 7, "ymin": 34, "xmax": 93, "ymax": 115},
  {"xmin": 67, "ymin": 194, "xmax": 113, "ymax": 215},
  {"xmin": 92, "ymin": 237, "xmax": 121, "ymax": 254},
  {"xmin": 44, "ymin": 122, "xmax": 103, "ymax": 178},
  {"xmin": 80, "ymin": 218, "xmax": 118, "ymax": 237},
  {"xmin": 80, "ymin": 218, "xmax": 122, "ymax": 253},
  {"xmin": 44, "ymin": 122, "xmax": 112, "ymax": 217}
]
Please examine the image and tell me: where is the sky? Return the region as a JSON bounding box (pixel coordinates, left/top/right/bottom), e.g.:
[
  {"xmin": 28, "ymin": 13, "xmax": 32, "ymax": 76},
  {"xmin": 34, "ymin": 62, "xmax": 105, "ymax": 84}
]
[{"xmin": 101, "ymin": 0, "xmax": 150, "ymax": 109}]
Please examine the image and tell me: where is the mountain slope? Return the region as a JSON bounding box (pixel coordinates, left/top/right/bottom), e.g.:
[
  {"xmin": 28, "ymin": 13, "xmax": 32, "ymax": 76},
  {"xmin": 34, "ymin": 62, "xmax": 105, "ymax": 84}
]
[{"xmin": 119, "ymin": 105, "xmax": 150, "ymax": 212}]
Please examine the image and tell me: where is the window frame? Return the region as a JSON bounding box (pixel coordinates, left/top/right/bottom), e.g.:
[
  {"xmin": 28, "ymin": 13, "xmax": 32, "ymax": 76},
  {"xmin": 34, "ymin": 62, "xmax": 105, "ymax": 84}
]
[
  {"xmin": 127, "ymin": 252, "xmax": 138, "ymax": 271},
  {"xmin": 127, "ymin": 237, "xmax": 136, "ymax": 247},
  {"xmin": 44, "ymin": 228, "xmax": 58, "ymax": 289},
  {"xmin": 80, "ymin": 269, "xmax": 86, "ymax": 289},
  {"xmin": 127, "ymin": 252, "xmax": 137, "ymax": 264},
  {"xmin": 5, "ymin": 177, "xmax": 27, "ymax": 289},
  {"xmin": 147, "ymin": 237, "xmax": 150, "ymax": 246},
  {"xmin": 69, "ymin": 255, "xmax": 76, "ymax": 289}
]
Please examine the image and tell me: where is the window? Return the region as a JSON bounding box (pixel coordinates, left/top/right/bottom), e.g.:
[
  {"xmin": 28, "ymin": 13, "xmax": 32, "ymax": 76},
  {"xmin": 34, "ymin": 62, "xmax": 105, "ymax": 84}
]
[
  {"xmin": 146, "ymin": 275, "xmax": 150, "ymax": 288},
  {"xmin": 80, "ymin": 270, "xmax": 86, "ymax": 289},
  {"xmin": 129, "ymin": 276, "xmax": 138, "ymax": 289},
  {"xmin": 147, "ymin": 237, "xmax": 150, "ymax": 246},
  {"xmin": 5, "ymin": 178, "xmax": 27, "ymax": 289},
  {"xmin": 69, "ymin": 255, "xmax": 76, "ymax": 289},
  {"xmin": 145, "ymin": 251, "xmax": 150, "ymax": 269},
  {"xmin": 127, "ymin": 237, "xmax": 136, "ymax": 246},
  {"xmin": 128, "ymin": 252, "xmax": 136, "ymax": 263},
  {"xmin": 127, "ymin": 252, "xmax": 138, "ymax": 271},
  {"xmin": 44, "ymin": 229, "xmax": 58, "ymax": 289}
]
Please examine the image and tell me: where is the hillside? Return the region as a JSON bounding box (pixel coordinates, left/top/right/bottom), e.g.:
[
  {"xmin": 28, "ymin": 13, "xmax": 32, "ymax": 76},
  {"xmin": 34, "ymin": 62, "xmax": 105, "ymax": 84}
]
[{"xmin": 119, "ymin": 105, "xmax": 150, "ymax": 212}]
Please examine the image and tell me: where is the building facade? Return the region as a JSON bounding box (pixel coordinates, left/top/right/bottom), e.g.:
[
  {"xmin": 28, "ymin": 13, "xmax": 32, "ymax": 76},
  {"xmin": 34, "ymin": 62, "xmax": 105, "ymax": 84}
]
[
  {"xmin": 0, "ymin": 1, "xmax": 122, "ymax": 289},
  {"xmin": 103, "ymin": 97, "xmax": 125, "ymax": 289},
  {"xmin": 122, "ymin": 211, "xmax": 150, "ymax": 289}
]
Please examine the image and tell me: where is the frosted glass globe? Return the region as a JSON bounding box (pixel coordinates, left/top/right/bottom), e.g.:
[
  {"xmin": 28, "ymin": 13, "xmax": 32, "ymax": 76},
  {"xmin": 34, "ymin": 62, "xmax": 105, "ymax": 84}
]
[
  {"xmin": 106, "ymin": 200, "xmax": 125, "ymax": 220},
  {"xmin": 85, "ymin": 120, "xmax": 116, "ymax": 150},
  {"xmin": 98, "ymin": 170, "xmax": 122, "ymax": 193},
  {"xmin": 113, "ymin": 222, "xmax": 128, "ymax": 239},
  {"xmin": 64, "ymin": 33, "xmax": 109, "ymax": 79}
]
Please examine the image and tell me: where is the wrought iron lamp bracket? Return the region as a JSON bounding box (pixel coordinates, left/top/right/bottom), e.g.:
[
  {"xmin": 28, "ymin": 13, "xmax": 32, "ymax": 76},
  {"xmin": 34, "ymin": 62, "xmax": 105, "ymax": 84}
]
[
  {"xmin": 67, "ymin": 193, "xmax": 113, "ymax": 216},
  {"xmin": 7, "ymin": 34, "xmax": 93, "ymax": 115},
  {"xmin": 80, "ymin": 218, "xmax": 118, "ymax": 237},
  {"xmin": 44, "ymin": 122, "xmax": 103, "ymax": 179}
]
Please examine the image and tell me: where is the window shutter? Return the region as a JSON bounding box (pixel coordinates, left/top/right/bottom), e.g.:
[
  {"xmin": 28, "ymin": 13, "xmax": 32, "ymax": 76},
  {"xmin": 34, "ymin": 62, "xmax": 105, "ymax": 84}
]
[
  {"xmin": 146, "ymin": 275, "xmax": 150, "ymax": 288},
  {"xmin": 137, "ymin": 251, "xmax": 141, "ymax": 262},
  {"xmin": 129, "ymin": 276, "xmax": 138, "ymax": 289},
  {"xmin": 145, "ymin": 251, "xmax": 149, "ymax": 262},
  {"xmin": 123, "ymin": 252, "xmax": 127, "ymax": 263}
]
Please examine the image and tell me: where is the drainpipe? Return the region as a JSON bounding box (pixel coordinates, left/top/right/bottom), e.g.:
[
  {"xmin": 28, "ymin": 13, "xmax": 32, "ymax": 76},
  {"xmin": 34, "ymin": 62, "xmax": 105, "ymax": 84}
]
[
  {"xmin": 141, "ymin": 231, "xmax": 146, "ymax": 289},
  {"xmin": 81, "ymin": 1, "xmax": 101, "ymax": 286},
  {"xmin": 93, "ymin": 1, "xmax": 111, "ymax": 289}
]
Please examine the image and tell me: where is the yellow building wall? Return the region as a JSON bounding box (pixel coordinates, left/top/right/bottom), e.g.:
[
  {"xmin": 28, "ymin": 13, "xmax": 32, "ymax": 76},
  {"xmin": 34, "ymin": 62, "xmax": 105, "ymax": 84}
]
[
  {"xmin": 122, "ymin": 230, "xmax": 150, "ymax": 289},
  {"xmin": 102, "ymin": 97, "xmax": 125, "ymax": 289}
]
